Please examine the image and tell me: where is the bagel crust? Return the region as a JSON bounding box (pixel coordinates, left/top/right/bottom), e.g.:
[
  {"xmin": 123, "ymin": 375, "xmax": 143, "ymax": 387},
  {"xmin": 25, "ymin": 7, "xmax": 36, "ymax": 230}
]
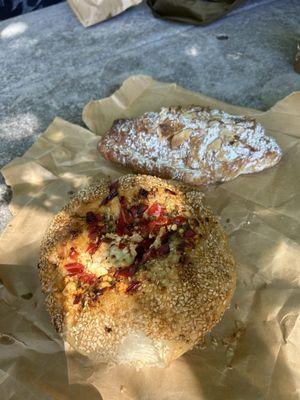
[{"xmin": 38, "ymin": 175, "xmax": 236, "ymax": 368}]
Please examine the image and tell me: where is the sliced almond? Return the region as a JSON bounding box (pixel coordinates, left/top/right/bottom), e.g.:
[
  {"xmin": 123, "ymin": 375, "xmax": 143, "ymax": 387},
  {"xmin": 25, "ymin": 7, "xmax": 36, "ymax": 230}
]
[
  {"xmin": 208, "ymin": 119, "xmax": 220, "ymax": 127},
  {"xmin": 157, "ymin": 126, "xmax": 162, "ymax": 139},
  {"xmin": 209, "ymin": 115, "xmax": 222, "ymax": 122},
  {"xmin": 183, "ymin": 111, "xmax": 197, "ymax": 119},
  {"xmin": 221, "ymin": 128, "xmax": 233, "ymax": 137},
  {"xmin": 157, "ymin": 122, "xmax": 173, "ymax": 139},
  {"xmin": 209, "ymin": 138, "xmax": 222, "ymax": 150},
  {"xmin": 171, "ymin": 129, "xmax": 192, "ymax": 149}
]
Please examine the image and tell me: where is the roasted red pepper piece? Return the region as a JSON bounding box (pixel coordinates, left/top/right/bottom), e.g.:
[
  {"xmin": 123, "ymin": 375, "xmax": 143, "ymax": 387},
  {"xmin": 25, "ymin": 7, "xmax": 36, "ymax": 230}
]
[
  {"xmin": 134, "ymin": 237, "xmax": 155, "ymax": 265},
  {"xmin": 170, "ymin": 216, "xmax": 186, "ymax": 225},
  {"xmin": 160, "ymin": 230, "xmax": 174, "ymax": 244},
  {"xmin": 148, "ymin": 221, "xmax": 162, "ymax": 234},
  {"xmin": 147, "ymin": 202, "xmax": 165, "ymax": 218},
  {"xmin": 86, "ymin": 211, "xmax": 100, "ymax": 224},
  {"xmin": 116, "ymin": 210, "xmax": 129, "ymax": 235},
  {"xmin": 114, "ymin": 265, "xmax": 136, "ymax": 278},
  {"xmin": 65, "ymin": 262, "xmax": 84, "ymax": 276},
  {"xmin": 184, "ymin": 229, "xmax": 196, "ymax": 239},
  {"xmin": 116, "ymin": 223, "xmax": 127, "ymax": 236},
  {"xmin": 86, "ymin": 242, "xmax": 99, "ymax": 255},
  {"xmin": 110, "ymin": 180, "xmax": 119, "ymax": 192},
  {"xmin": 79, "ymin": 273, "xmax": 96, "ymax": 284},
  {"xmin": 86, "ymin": 213, "xmax": 102, "ymax": 242},
  {"xmin": 101, "ymin": 180, "xmax": 119, "ymax": 205},
  {"xmin": 147, "ymin": 215, "xmax": 169, "ymax": 234},
  {"xmin": 126, "ymin": 281, "xmax": 141, "ymax": 293},
  {"xmin": 73, "ymin": 294, "xmax": 82, "ymax": 304},
  {"xmin": 138, "ymin": 218, "xmax": 151, "ymax": 236},
  {"xmin": 156, "ymin": 243, "xmax": 170, "ymax": 256},
  {"xmin": 116, "ymin": 196, "xmax": 134, "ymax": 235},
  {"xmin": 88, "ymin": 229, "xmax": 99, "ymax": 241},
  {"xmin": 154, "ymin": 215, "xmax": 169, "ymax": 225},
  {"xmin": 120, "ymin": 206, "xmax": 133, "ymax": 225},
  {"xmin": 130, "ymin": 204, "xmax": 148, "ymax": 218},
  {"xmin": 69, "ymin": 247, "xmax": 78, "ymax": 260},
  {"xmin": 141, "ymin": 247, "xmax": 156, "ymax": 263}
]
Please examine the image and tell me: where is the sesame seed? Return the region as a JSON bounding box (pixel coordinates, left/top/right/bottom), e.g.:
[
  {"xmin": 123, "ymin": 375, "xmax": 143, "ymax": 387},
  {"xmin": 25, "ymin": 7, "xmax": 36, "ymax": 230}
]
[{"xmin": 38, "ymin": 174, "xmax": 236, "ymax": 366}]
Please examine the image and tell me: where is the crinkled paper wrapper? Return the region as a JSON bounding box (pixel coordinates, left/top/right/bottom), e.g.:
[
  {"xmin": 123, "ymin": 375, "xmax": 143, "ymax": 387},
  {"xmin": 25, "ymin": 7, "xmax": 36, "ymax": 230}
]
[
  {"xmin": 1, "ymin": 75, "xmax": 300, "ymax": 400},
  {"xmin": 67, "ymin": 0, "xmax": 142, "ymax": 27}
]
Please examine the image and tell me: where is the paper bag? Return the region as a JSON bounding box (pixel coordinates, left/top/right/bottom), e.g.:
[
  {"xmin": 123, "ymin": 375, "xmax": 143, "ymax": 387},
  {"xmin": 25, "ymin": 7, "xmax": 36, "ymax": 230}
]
[
  {"xmin": 1, "ymin": 75, "xmax": 300, "ymax": 399},
  {"xmin": 67, "ymin": 0, "xmax": 142, "ymax": 27}
]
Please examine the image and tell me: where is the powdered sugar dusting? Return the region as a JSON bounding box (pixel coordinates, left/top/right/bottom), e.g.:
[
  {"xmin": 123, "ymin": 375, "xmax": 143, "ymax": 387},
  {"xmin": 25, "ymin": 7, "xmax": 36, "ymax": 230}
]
[{"xmin": 99, "ymin": 106, "xmax": 282, "ymax": 185}]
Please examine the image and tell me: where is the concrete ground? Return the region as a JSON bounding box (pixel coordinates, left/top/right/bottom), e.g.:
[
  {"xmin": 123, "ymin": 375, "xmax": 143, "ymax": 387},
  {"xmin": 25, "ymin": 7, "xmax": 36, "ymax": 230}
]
[{"xmin": 0, "ymin": 0, "xmax": 300, "ymax": 232}]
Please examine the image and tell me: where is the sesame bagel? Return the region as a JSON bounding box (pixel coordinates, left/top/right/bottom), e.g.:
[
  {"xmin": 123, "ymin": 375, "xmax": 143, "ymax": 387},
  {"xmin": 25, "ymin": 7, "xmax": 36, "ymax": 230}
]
[{"xmin": 38, "ymin": 174, "xmax": 236, "ymax": 368}]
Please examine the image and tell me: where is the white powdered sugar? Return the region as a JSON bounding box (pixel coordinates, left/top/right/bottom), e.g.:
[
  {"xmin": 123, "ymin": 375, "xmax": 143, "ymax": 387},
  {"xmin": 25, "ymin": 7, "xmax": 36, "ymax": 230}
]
[{"xmin": 100, "ymin": 106, "xmax": 282, "ymax": 185}]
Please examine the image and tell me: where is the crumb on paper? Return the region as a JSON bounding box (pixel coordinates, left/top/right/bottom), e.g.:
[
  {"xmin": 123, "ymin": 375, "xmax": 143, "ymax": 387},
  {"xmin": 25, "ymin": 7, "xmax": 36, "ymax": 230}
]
[
  {"xmin": 211, "ymin": 336, "xmax": 218, "ymax": 347},
  {"xmin": 120, "ymin": 384, "xmax": 126, "ymax": 393}
]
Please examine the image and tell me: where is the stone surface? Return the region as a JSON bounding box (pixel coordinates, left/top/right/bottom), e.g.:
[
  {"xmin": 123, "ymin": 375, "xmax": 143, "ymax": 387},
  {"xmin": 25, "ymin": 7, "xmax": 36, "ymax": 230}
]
[{"xmin": 0, "ymin": 0, "xmax": 300, "ymax": 232}]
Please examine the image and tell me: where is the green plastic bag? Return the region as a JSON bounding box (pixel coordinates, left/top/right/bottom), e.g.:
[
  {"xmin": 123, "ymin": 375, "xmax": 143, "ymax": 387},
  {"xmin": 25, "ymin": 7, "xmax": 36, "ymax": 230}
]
[{"xmin": 147, "ymin": 0, "xmax": 245, "ymax": 25}]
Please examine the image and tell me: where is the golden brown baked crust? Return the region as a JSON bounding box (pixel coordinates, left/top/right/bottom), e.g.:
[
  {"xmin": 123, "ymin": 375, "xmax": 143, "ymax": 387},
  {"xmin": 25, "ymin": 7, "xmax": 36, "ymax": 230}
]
[
  {"xmin": 98, "ymin": 106, "xmax": 282, "ymax": 185},
  {"xmin": 38, "ymin": 174, "xmax": 236, "ymax": 367}
]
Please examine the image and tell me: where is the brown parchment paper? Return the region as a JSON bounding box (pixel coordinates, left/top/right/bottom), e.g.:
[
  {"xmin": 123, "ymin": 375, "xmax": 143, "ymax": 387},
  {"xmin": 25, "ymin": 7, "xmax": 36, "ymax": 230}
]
[
  {"xmin": 67, "ymin": 0, "xmax": 142, "ymax": 27},
  {"xmin": 1, "ymin": 75, "xmax": 300, "ymax": 400}
]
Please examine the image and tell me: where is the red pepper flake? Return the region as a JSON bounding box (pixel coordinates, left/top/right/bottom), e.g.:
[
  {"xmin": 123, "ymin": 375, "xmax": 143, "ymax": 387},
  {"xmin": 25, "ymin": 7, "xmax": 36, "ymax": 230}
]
[
  {"xmin": 86, "ymin": 242, "xmax": 99, "ymax": 255},
  {"xmin": 138, "ymin": 218, "xmax": 151, "ymax": 236},
  {"xmin": 109, "ymin": 180, "xmax": 119, "ymax": 193},
  {"xmin": 116, "ymin": 196, "xmax": 134, "ymax": 235},
  {"xmin": 184, "ymin": 229, "xmax": 196, "ymax": 239},
  {"xmin": 138, "ymin": 188, "xmax": 149, "ymax": 198},
  {"xmin": 118, "ymin": 242, "xmax": 126, "ymax": 249},
  {"xmin": 170, "ymin": 216, "xmax": 186, "ymax": 225},
  {"xmin": 148, "ymin": 221, "xmax": 162, "ymax": 234},
  {"xmin": 79, "ymin": 273, "xmax": 96, "ymax": 284},
  {"xmin": 141, "ymin": 247, "xmax": 156, "ymax": 263},
  {"xmin": 69, "ymin": 247, "xmax": 78, "ymax": 260},
  {"xmin": 119, "ymin": 195, "xmax": 126, "ymax": 207},
  {"xmin": 114, "ymin": 265, "xmax": 136, "ymax": 278},
  {"xmin": 160, "ymin": 230, "xmax": 174, "ymax": 244},
  {"xmin": 116, "ymin": 213, "xmax": 129, "ymax": 235},
  {"xmin": 126, "ymin": 281, "xmax": 141, "ymax": 293},
  {"xmin": 130, "ymin": 204, "xmax": 148, "ymax": 218},
  {"xmin": 134, "ymin": 237, "xmax": 155, "ymax": 264},
  {"xmin": 65, "ymin": 262, "xmax": 84, "ymax": 276},
  {"xmin": 165, "ymin": 188, "xmax": 176, "ymax": 195},
  {"xmin": 147, "ymin": 215, "xmax": 169, "ymax": 234},
  {"xmin": 156, "ymin": 243, "xmax": 170, "ymax": 256},
  {"xmin": 73, "ymin": 294, "xmax": 82, "ymax": 305},
  {"xmin": 154, "ymin": 215, "xmax": 169, "ymax": 225},
  {"xmin": 116, "ymin": 223, "xmax": 127, "ymax": 236},
  {"xmin": 86, "ymin": 211, "xmax": 99, "ymax": 224},
  {"xmin": 147, "ymin": 202, "xmax": 165, "ymax": 218},
  {"xmin": 101, "ymin": 180, "xmax": 119, "ymax": 205},
  {"xmin": 88, "ymin": 227, "xmax": 99, "ymax": 241},
  {"xmin": 120, "ymin": 204, "xmax": 133, "ymax": 224}
]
